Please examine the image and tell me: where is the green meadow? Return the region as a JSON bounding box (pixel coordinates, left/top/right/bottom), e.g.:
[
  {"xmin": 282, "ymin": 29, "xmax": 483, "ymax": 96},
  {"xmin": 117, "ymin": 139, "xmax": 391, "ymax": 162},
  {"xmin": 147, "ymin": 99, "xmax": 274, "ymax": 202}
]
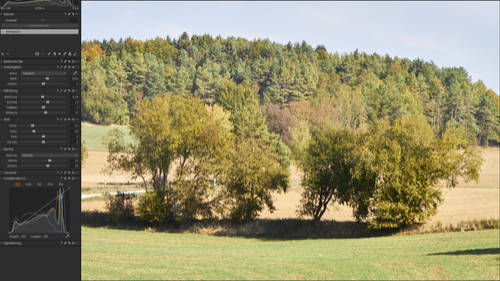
[
  {"xmin": 82, "ymin": 227, "xmax": 500, "ymax": 280},
  {"xmin": 82, "ymin": 122, "xmax": 133, "ymax": 151}
]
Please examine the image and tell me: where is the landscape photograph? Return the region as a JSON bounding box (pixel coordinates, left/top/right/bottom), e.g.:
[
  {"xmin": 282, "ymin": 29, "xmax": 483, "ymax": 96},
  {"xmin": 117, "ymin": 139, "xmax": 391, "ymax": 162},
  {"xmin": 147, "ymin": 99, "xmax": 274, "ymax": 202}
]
[{"xmin": 79, "ymin": 1, "xmax": 499, "ymax": 280}]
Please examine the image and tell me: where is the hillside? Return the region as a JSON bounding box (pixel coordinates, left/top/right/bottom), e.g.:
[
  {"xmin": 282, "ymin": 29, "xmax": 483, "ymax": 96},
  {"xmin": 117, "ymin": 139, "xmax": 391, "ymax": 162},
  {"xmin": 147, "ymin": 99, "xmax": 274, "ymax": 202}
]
[{"xmin": 81, "ymin": 34, "xmax": 499, "ymax": 146}]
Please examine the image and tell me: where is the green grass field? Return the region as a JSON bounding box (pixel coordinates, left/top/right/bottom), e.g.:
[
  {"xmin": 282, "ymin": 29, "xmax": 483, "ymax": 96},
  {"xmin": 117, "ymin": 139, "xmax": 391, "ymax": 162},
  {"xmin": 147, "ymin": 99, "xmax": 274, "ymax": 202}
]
[
  {"xmin": 82, "ymin": 122, "xmax": 133, "ymax": 150},
  {"xmin": 82, "ymin": 227, "xmax": 500, "ymax": 280}
]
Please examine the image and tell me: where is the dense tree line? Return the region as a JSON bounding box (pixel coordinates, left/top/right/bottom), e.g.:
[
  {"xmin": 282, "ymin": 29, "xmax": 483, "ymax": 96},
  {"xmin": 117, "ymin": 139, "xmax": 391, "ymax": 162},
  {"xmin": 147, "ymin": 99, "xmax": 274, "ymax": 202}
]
[
  {"xmin": 91, "ymin": 33, "xmax": 494, "ymax": 227},
  {"xmin": 82, "ymin": 33, "xmax": 499, "ymax": 145}
]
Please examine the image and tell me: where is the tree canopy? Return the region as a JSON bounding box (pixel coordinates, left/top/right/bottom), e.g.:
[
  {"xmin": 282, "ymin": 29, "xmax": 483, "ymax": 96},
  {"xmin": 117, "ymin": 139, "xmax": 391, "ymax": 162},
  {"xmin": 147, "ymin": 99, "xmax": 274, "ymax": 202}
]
[
  {"xmin": 298, "ymin": 116, "xmax": 483, "ymax": 227},
  {"xmin": 82, "ymin": 34, "xmax": 499, "ymax": 145}
]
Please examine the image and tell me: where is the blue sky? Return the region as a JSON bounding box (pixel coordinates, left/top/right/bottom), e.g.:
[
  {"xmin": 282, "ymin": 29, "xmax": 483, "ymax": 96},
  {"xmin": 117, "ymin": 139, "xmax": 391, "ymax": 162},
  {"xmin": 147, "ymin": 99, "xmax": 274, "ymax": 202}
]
[{"xmin": 82, "ymin": 1, "xmax": 499, "ymax": 93}]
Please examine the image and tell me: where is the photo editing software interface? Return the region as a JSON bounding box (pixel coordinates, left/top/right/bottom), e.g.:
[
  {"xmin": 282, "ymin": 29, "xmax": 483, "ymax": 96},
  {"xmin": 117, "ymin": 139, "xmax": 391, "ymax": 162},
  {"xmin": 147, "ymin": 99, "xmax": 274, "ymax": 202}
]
[{"xmin": 0, "ymin": 0, "xmax": 81, "ymax": 280}]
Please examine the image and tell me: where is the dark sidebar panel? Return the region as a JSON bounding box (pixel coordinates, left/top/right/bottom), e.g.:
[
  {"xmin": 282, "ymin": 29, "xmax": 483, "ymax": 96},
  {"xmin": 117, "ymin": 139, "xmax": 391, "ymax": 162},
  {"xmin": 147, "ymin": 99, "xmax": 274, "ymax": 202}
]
[{"xmin": 0, "ymin": 1, "xmax": 81, "ymax": 280}]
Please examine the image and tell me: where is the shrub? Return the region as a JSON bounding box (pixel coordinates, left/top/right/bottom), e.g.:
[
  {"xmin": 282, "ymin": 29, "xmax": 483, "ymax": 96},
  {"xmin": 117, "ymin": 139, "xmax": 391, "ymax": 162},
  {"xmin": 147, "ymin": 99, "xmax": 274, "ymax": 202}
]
[
  {"xmin": 104, "ymin": 191, "xmax": 135, "ymax": 224},
  {"xmin": 135, "ymin": 191, "xmax": 176, "ymax": 224},
  {"xmin": 172, "ymin": 179, "xmax": 213, "ymax": 220}
]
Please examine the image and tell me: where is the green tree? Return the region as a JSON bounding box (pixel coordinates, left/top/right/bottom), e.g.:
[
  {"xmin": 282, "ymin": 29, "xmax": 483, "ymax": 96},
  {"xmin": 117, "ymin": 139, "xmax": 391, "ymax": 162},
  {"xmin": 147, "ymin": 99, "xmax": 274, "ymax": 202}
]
[
  {"xmin": 298, "ymin": 128, "xmax": 361, "ymax": 222},
  {"xmin": 216, "ymin": 81, "xmax": 290, "ymax": 221},
  {"xmin": 442, "ymin": 68, "xmax": 479, "ymax": 139},
  {"xmin": 474, "ymin": 81, "xmax": 498, "ymax": 146},
  {"xmin": 122, "ymin": 51, "xmax": 148, "ymax": 112},
  {"xmin": 358, "ymin": 117, "xmax": 482, "ymax": 228},
  {"xmin": 143, "ymin": 53, "xmax": 166, "ymax": 98},
  {"xmin": 166, "ymin": 66, "xmax": 194, "ymax": 97},
  {"xmin": 81, "ymin": 58, "xmax": 129, "ymax": 124},
  {"xmin": 221, "ymin": 138, "xmax": 288, "ymax": 221},
  {"xmin": 105, "ymin": 94, "xmax": 233, "ymax": 222},
  {"xmin": 299, "ymin": 116, "xmax": 482, "ymax": 227},
  {"xmin": 193, "ymin": 60, "xmax": 224, "ymax": 104}
]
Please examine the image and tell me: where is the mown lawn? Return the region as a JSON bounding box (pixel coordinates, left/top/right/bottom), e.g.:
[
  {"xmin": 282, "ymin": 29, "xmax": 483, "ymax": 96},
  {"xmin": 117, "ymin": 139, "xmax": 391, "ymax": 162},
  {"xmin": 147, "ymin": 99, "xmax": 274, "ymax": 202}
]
[
  {"xmin": 82, "ymin": 122, "xmax": 133, "ymax": 150},
  {"xmin": 82, "ymin": 227, "xmax": 499, "ymax": 280}
]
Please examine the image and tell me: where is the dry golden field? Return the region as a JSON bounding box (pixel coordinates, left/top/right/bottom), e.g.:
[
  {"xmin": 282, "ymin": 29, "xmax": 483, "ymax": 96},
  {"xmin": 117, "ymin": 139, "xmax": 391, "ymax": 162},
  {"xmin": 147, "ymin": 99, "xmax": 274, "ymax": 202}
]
[
  {"xmin": 82, "ymin": 147, "xmax": 499, "ymax": 225},
  {"xmin": 82, "ymin": 150, "xmax": 141, "ymax": 186}
]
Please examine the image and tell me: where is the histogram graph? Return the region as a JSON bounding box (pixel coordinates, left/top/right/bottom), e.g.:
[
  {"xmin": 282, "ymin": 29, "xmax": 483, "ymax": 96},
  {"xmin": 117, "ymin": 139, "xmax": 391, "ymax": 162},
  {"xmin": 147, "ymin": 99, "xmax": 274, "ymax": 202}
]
[{"xmin": 9, "ymin": 187, "xmax": 70, "ymax": 235}]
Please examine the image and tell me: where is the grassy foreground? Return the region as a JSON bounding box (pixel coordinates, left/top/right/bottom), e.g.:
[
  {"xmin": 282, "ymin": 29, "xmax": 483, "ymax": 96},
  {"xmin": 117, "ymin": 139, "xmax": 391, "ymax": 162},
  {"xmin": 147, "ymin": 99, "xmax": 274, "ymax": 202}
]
[{"xmin": 82, "ymin": 227, "xmax": 499, "ymax": 280}]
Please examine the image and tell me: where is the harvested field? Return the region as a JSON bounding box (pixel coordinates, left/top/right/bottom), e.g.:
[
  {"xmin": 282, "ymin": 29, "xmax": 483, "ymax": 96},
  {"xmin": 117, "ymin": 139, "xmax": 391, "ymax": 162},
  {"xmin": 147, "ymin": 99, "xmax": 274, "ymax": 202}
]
[
  {"xmin": 82, "ymin": 149, "xmax": 141, "ymax": 186},
  {"xmin": 82, "ymin": 147, "xmax": 499, "ymax": 226}
]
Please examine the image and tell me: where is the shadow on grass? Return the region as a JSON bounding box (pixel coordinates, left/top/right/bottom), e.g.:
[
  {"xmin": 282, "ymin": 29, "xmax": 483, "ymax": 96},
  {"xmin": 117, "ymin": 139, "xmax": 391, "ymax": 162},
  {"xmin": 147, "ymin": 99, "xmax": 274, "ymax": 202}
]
[
  {"xmin": 81, "ymin": 211, "xmax": 398, "ymax": 240},
  {"xmin": 428, "ymin": 248, "xmax": 500, "ymax": 256}
]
